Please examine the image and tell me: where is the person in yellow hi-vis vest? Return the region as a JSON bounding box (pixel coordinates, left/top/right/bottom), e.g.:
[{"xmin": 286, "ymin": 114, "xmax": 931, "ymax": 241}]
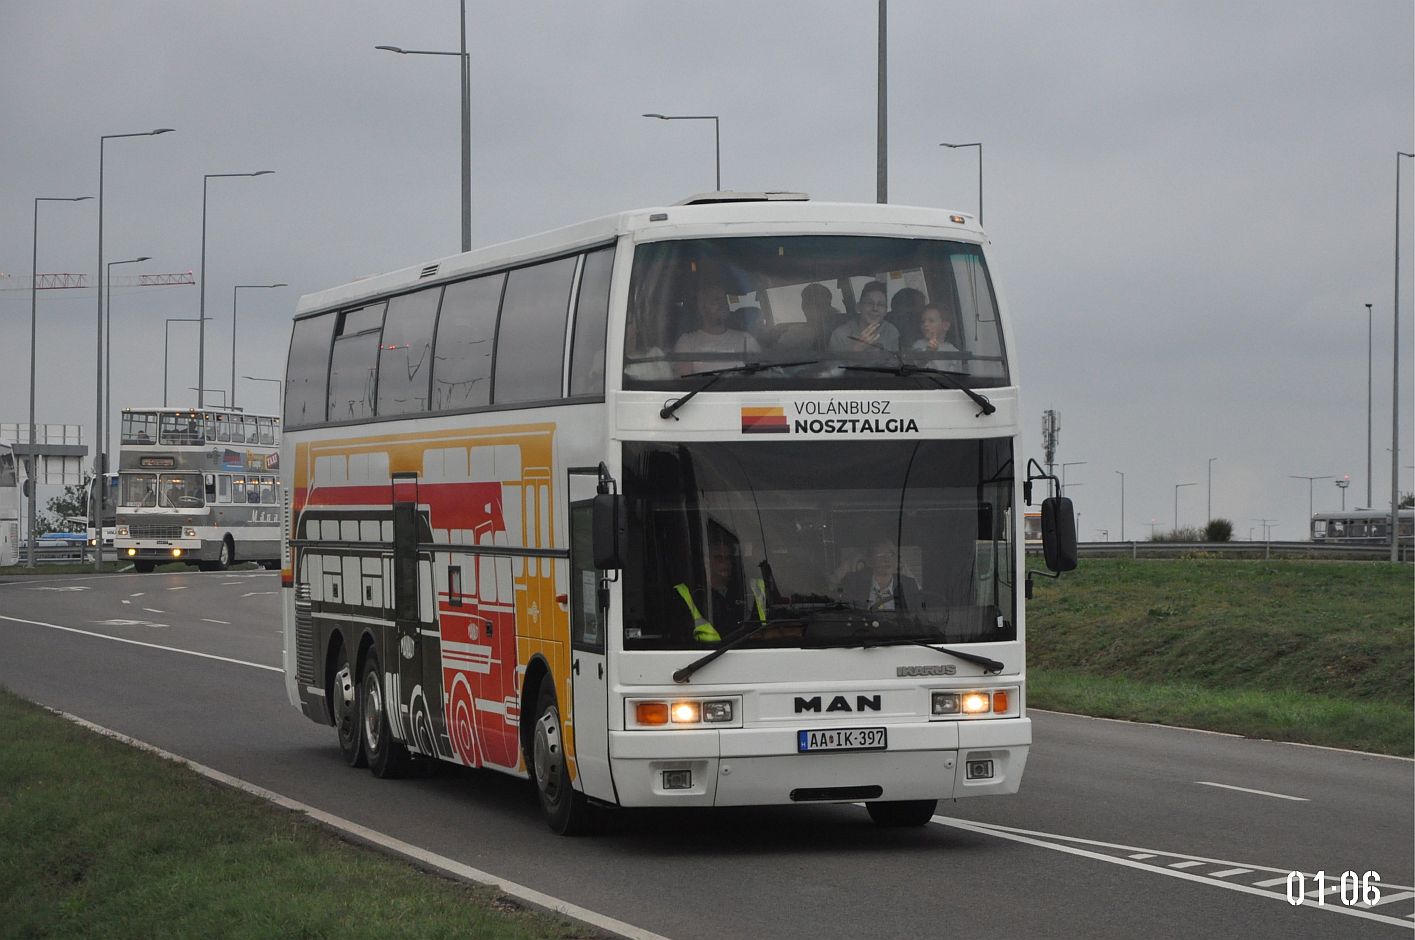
[{"xmin": 674, "ymin": 540, "xmax": 766, "ymax": 643}]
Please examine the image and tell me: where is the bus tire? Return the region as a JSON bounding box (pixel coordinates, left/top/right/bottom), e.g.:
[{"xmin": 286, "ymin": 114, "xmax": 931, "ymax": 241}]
[
  {"xmin": 865, "ymin": 799, "xmax": 938, "ymax": 827},
  {"xmin": 361, "ymin": 648, "xmax": 410, "ymax": 779},
  {"xmin": 134, "ymin": 560, "xmax": 155, "ymax": 573},
  {"xmin": 332, "ymin": 644, "xmax": 364, "ymax": 768},
  {"xmin": 531, "ymin": 681, "xmax": 601, "ymax": 835}
]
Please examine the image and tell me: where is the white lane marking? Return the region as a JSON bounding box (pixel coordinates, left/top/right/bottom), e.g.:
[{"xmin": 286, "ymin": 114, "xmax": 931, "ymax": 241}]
[
  {"xmin": 30, "ymin": 585, "xmax": 91, "ymax": 592},
  {"xmin": 0, "ymin": 614, "xmax": 279, "ymax": 673},
  {"xmin": 143, "ymin": 608, "xmax": 165, "ymax": 614},
  {"xmin": 94, "ymin": 619, "xmax": 167, "ymax": 628},
  {"xmin": 930, "ymin": 815, "xmax": 1414, "ymax": 929},
  {"xmin": 43, "ymin": 708, "xmax": 673, "ymax": 940},
  {"xmin": 1376, "ymin": 892, "xmax": 1415, "ymax": 907},
  {"xmin": 121, "ymin": 599, "xmax": 131, "ymax": 605},
  {"xmin": 1168, "ymin": 860, "xmax": 1203, "ymax": 869},
  {"xmin": 167, "ymin": 586, "xmax": 187, "ymax": 591},
  {"xmin": 131, "ymin": 592, "xmax": 145, "ymax": 597},
  {"xmin": 1196, "ymin": 781, "xmax": 1309, "ymax": 801},
  {"xmin": 1128, "ymin": 853, "xmax": 1155, "ymax": 860},
  {"xmin": 241, "ymin": 591, "xmax": 277, "ymax": 597},
  {"xmin": 202, "ymin": 619, "xmax": 230, "ymax": 625},
  {"xmin": 1209, "ymin": 868, "xmax": 1252, "ymax": 879}
]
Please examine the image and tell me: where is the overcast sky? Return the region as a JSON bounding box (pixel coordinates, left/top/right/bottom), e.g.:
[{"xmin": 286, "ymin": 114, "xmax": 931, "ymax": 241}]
[{"xmin": 2, "ymin": 0, "xmax": 1412, "ymax": 541}]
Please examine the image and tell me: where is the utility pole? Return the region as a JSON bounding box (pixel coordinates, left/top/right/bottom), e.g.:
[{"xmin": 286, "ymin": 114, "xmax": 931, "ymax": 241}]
[{"xmin": 876, "ymin": 0, "xmax": 887, "ymax": 204}]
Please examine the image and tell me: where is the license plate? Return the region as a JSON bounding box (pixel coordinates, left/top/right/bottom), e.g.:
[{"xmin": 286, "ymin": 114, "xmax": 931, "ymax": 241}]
[{"xmin": 797, "ymin": 727, "xmax": 887, "ymax": 752}]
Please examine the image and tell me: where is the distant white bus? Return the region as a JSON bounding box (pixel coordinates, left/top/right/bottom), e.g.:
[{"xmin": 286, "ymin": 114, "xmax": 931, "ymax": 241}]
[
  {"xmin": 1311, "ymin": 509, "xmax": 1414, "ymax": 545},
  {"xmin": 0, "ymin": 440, "xmax": 18, "ymax": 566},
  {"xmin": 115, "ymin": 407, "xmax": 281, "ymax": 572}
]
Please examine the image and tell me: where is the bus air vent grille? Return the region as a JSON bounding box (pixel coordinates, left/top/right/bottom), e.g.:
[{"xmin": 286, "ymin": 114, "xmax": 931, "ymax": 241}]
[
  {"xmin": 419, "ymin": 264, "xmax": 439, "ymax": 279},
  {"xmin": 128, "ymin": 524, "xmax": 182, "ymax": 539},
  {"xmin": 294, "ymin": 585, "xmax": 315, "ymax": 685}
]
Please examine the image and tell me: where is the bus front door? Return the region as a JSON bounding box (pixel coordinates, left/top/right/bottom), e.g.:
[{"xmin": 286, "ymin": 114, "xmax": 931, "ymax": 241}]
[
  {"xmin": 392, "ymin": 477, "xmax": 448, "ymax": 759},
  {"xmin": 569, "ymin": 498, "xmax": 613, "ymax": 799}
]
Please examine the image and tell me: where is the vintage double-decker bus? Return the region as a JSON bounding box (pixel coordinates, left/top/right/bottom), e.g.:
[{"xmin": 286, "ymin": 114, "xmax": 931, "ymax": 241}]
[
  {"xmin": 115, "ymin": 406, "xmax": 281, "ymax": 572},
  {"xmin": 281, "ymin": 193, "xmax": 1075, "ymax": 833}
]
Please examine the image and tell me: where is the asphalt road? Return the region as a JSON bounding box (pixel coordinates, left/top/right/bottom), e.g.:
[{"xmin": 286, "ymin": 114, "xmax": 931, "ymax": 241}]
[{"xmin": 1, "ymin": 569, "xmax": 1411, "ymax": 939}]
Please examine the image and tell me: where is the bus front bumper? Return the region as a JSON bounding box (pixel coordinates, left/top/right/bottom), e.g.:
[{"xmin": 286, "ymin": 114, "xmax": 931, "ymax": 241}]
[
  {"xmin": 606, "ymin": 717, "xmax": 1030, "ymax": 807},
  {"xmin": 115, "ymin": 539, "xmax": 204, "ymax": 561}
]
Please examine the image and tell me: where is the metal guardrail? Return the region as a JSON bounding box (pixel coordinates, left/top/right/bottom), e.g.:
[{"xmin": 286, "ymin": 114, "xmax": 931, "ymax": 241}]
[{"xmin": 1028, "ymin": 541, "xmax": 1413, "ymax": 562}]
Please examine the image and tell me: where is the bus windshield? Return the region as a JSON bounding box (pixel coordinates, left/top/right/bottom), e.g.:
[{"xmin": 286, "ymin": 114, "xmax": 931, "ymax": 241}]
[
  {"xmin": 159, "ymin": 414, "xmax": 206, "ymax": 446},
  {"xmin": 120, "ymin": 472, "xmax": 205, "ymax": 509},
  {"xmin": 121, "ymin": 411, "xmax": 159, "ymax": 445},
  {"xmin": 619, "ymin": 439, "xmax": 1015, "ymax": 651},
  {"xmin": 624, "ymin": 235, "xmax": 1007, "ymax": 390}
]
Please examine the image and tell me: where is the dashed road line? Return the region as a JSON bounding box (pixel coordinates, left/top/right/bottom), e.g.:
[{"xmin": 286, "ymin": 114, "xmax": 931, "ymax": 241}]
[
  {"xmin": 1197, "ymin": 781, "xmax": 1309, "ymax": 801},
  {"xmin": 202, "ymin": 618, "xmax": 230, "ymax": 625},
  {"xmin": 167, "ymin": 586, "xmax": 187, "ymax": 591},
  {"xmin": 143, "ymin": 608, "xmax": 165, "ymax": 614},
  {"xmin": 931, "ymin": 815, "xmax": 1413, "ymax": 929}
]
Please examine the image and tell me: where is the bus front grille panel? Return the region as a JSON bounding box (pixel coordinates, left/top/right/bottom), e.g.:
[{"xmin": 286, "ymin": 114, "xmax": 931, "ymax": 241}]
[
  {"xmin": 295, "ymin": 585, "xmax": 315, "ymax": 685},
  {"xmin": 129, "ymin": 524, "xmax": 183, "ymax": 539}
]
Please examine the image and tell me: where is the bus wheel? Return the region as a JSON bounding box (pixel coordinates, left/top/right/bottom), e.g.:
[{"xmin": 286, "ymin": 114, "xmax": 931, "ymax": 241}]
[
  {"xmin": 361, "ymin": 649, "xmax": 409, "ymax": 779},
  {"xmin": 133, "ymin": 560, "xmax": 155, "ymax": 573},
  {"xmin": 865, "ymin": 799, "xmax": 938, "ymax": 827},
  {"xmin": 531, "ymin": 682, "xmax": 601, "ymax": 835},
  {"xmin": 332, "ymin": 647, "xmax": 365, "ymax": 768}
]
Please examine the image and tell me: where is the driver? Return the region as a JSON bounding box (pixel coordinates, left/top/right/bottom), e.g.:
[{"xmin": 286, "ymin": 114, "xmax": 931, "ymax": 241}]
[{"xmin": 673, "ymin": 536, "xmax": 766, "ymax": 643}]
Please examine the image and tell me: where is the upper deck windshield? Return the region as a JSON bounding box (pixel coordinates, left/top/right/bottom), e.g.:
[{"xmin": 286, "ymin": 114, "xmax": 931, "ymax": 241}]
[
  {"xmin": 620, "ymin": 439, "xmax": 1016, "ymax": 652},
  {"xmin": 624, "ymin": 235, "xmax": 1007, "ymax": 389}
]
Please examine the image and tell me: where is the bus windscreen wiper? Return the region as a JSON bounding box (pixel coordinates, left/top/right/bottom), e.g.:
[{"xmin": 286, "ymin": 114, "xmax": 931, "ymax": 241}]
[
  {"xmin": 672, "ymin": 617, "xmax": 787, "ymax": 683},
  {"xmin": 843, "ymin": 363, "xmax": 996, "ymax": 416},
  {"xmin": 860, "ymin": 636, "xmax": 1004, "ymax": 674},
  {"xmin": 659, "ymin": 360, "xmax": 820, "ymax": 420}
]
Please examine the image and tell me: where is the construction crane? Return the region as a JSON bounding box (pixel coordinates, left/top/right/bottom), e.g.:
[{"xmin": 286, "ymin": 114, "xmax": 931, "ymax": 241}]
[{"xmin": 0, "ymin": 271, "xmax": 196, "ymax": 290}]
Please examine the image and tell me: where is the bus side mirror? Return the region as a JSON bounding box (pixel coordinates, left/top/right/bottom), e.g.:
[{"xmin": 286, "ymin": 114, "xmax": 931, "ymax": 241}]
[
  {"xmin": 1041, "ymin": 496, "xmax": 1078, "ymax": 573},
  {"xmin": 592, "ymin": 493, "xmax": 625, "ymax": 570}
]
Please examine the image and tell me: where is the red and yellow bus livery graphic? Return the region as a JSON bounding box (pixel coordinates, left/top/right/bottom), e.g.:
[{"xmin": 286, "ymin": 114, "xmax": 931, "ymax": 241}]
[
  {"xmin": 740, "ymin": 405, "xmax": 789, "ymax": 434},
  {"xmin": 293, "ymin": 423, "xmax": 571, "ymax": 778}
]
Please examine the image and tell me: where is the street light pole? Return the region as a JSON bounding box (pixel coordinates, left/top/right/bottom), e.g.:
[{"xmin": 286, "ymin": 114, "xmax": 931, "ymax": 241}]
[
  {"xmin": 106, "ymin": 255, "xmax": 150, "ymax": 458},
  {"xmin": 231, "ymin": 283, "xmax": 286, "ymax": 408},
  {"xmin": 376, "ymin": 0, "xmax": 472, "ymax": 251},
  {"xmin": 1336, "ymin": 476, "xmax": 1350, "ymax": 511},
  {"xmin": 97, "ymin": 128, "xmax": 172, "ymax": 572},
  {"xmin": 29, "ymin": 195, "xmax": 92, "ymax": 567},
  {"xmin": 642, "ymin": 114, "xmax": 721, "ymax": 191},
  {"xmin": 1364, "ymin": 302, "xmax": 1373, "ymax": 508},
  {"xmin": 877, "ymin": 0, "xmax": 887, "ymax": 204},
  {"xmin": 1174, "ymin": 482, "xmax": 1196, "ymax": 531},
  {"xmin": 190, "ymin": 387, "xmax": 226, "ymax": 406},
  {"xmin": 199, "ymin": 171, "xmax": 274, "ymax": 409},
  {"xmin": 1207, "ymin": 456, "xmax": 1217, "ymax": 524},
  {"xmin": 1114, "ymin": 470, "xmax": 1125, "ymax": 542},
  {"xmin": 940, "ymin": 142, "xmax": 983, "ymax": 224},
  {"xmin": 164, "ymin": 317, "xmax": 210, "ymax": 407},
  {"xmin": 1289, "ymin": 474, "xmax": 1334, "ymax": 538},
  {"xmin": 1392, "ymin": 152, "xmax": 1413, "ymax": 562},
  {"xmin": 242, "ymin": 375, "xmax": 284, "ymax": 418}
]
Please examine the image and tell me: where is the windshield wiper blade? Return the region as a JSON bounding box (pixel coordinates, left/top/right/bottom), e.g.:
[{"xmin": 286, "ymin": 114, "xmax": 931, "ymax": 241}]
[
  {"xmin": 659, "ymin": 360, "xmax": 821, "ymax": 420},
  {"xmin": 863, "ymin": 636, "xmax": 1004, "ymax": 673},
  {"xmin": 843, "ymin": 363, "xmax": 996, "ymax": 415},
  {"xmin": 672, "ymin": 618, "xmax": 781, "ymax": 684}
]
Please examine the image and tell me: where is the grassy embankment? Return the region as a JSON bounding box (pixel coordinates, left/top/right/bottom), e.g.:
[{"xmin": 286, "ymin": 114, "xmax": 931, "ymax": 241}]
[
  {"xmin": 1025, "ymin": 558, "xmax": 1414, "ymax": 756},
  {"xmin": 0, "ymin": 691, "xmax": 596, "ymax": 939}
]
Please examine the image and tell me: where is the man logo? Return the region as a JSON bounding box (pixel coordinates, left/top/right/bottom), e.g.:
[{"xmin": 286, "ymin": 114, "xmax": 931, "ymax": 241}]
[{"xmin": 794, "ymin": 694, "xmax": 882, "ymax": 713}]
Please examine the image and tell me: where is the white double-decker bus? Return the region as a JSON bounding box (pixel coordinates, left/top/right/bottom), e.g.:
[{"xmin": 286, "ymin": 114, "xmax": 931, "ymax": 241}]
[
  {"xmin": 115, "ymin": 406, "xmax": 282, "ymax": 572},
  {"xmin": 0, "ymin": 440, "xmax": 18, "ymax": 567},
  {"xmin": 281, "ymin": 193, "xmax": 1076, "ymax": 833}
]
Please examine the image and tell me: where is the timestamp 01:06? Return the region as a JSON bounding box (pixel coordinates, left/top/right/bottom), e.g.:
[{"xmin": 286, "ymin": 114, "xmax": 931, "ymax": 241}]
[{"xmin": 1286, "ymin": 870, "xmax": 1381, "ymax": 907}]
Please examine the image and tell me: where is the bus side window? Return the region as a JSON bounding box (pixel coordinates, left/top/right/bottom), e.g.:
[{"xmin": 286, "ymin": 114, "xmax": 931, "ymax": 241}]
[
  {"xmin": 432, "ymin": 274, "xmax": 502, "ymax": 412},
  {"xmin": 286, "ymin": 312, "xmax": 336, "ymax": 428},
  {"xmin": 260, "ymin": 478, "xmax": 275, "ymax": 504},
  {"xmin": 569, "ymin": 247, "xmax": 614, "ymax": 397},
  {"xmin": 493, "ymin": 256, "xmax": 577, "ymax": 405}
]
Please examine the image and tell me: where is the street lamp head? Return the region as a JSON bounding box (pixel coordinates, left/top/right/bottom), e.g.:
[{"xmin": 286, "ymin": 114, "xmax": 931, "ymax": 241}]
[
  {"xmin": 133, "ymin": 256, "xmax": 151, "ymax": 263},
  {"xmin": 643, "ymin": 113, "xmax": 667, "ymax": 120},
  {"xmin": 72, "ymin": 196, "xmax": 94, "ymax": 202},
  {"xmin": 251, "ymin": 170, "xmax": 275, "ymax": 177},
  {"xmin": 269, "ymin": 282, "xmax": 288, "ymax": 288},
  {"xmin": 375, "ymin": 44, "xmax": 407, "ymax": 53},
  {"xmin": 149, "ymin": 128, "xmax": 175, "ymax": 136}
]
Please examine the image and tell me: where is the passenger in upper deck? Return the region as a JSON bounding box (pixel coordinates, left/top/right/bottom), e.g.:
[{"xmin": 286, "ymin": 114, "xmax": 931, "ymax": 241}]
[
  {"xmin": 887, "ymin": 287, "xmax": 926, "ymax": 349},
  {"xmin": 673, "ymin": 282, "xmax": 761, "ymax": 376},
  {"xmin": 829, "ymin": 281, "xmax": 901, "ymax": 360},
  {"xmin": 911, "ymin": 303, "xmax": 960, "ymax": 364}
]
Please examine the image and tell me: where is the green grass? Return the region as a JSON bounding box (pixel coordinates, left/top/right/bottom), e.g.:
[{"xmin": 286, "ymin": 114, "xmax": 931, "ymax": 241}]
[
  {"xmin": 1027, "ymin": 559, "xmax": 1414, "ymax": 755},
  {"xmin": 0, "ymin": 689, "xmax": 599, "ymax": 939}
]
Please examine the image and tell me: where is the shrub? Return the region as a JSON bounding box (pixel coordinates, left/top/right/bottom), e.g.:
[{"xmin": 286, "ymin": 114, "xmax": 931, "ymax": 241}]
[
  {"xmin": 1151, "ymin": 527, "xmax": 1204, "ymax": 542},
  {"xmin": 1204, "ymin": 518, "xmax": 1234, "ymax": 542}
]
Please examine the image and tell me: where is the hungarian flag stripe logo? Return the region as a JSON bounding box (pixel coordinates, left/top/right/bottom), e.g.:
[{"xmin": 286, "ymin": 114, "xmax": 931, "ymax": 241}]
[{"xmin": 741, "ymin": 406, "xmax": 789, "ymax": 434}]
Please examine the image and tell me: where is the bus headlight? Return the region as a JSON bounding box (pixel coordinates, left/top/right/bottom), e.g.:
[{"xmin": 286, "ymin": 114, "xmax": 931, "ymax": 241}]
[
  {"xmin": 931, "ymin": 688, "xmax": 1018, "ymax": 719},
  {"xmin": 171, "ymin": 549, "xmax": 183, "ymax": 558},
  {"xmin": 115, "ymin": 526, "xmax": 128, "ymax": 537},
  {"xmin": 960, "ymin": 691, "xmax": 991, "ymax": 714},
  {"xmin": 183, "ymin": 527, "xmax": 197, "ymax": 538},
  {"xmin": 628, "ymin": 697, "xmax": 739, "ymax": 728},
  {"xmin": 126, "ymin": 548, "xmax": 137, "ymax": 557}
]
